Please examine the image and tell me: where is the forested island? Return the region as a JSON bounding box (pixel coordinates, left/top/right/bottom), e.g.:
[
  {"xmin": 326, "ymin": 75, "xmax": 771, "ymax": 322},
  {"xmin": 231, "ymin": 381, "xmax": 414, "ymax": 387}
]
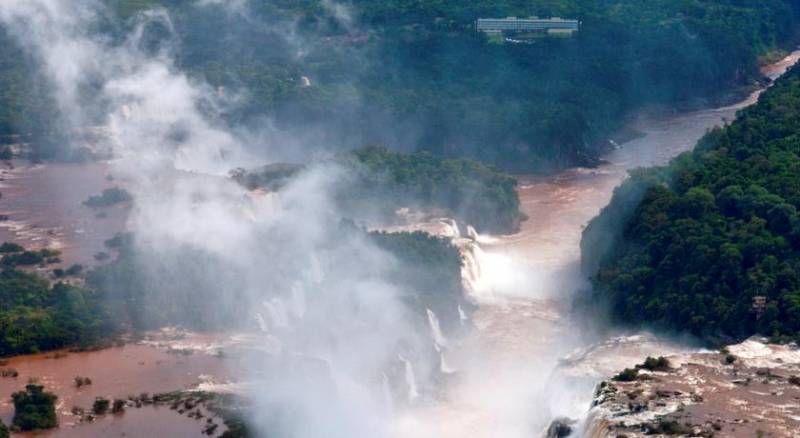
[
  {"xmin": 2, "ymin": 0, "xmax": 799, "ymax": 171},
  {"xmin": 236, "ymin": 145, "xmax": 523, "ymax": 233},
  {"xmin": 582, "ymin": 62, "xmax": 800, "ymax": 345}
]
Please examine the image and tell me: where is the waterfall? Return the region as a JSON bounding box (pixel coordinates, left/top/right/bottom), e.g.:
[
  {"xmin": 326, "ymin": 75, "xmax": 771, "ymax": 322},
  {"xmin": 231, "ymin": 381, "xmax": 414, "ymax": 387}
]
[
  {"xmin": 291, "ymin": 282, "xmax": 307, "ymax": 319},
  {"xmin": 461, "ymin": 241, "xmax": 493, "ymax": 302},
  {"xmin": 381, "ymin": 372, "xmax": 394, "ymax": 415},
  {"xmin": 309, "ymin": 254, "xmax": 324, "ymax": 284},
  {"xmin": 254, "ymin": 312, "xmax": 268, "ymax": 333},
  {"xmin": 263, "ymin": 298, "xmax": 290, "ymax": 329},
  {"xmin": 440, "ymin": 351, "xmax": 457, "ymax": 374},
  {"xmin": 426, "ymin": 308, "xmax": 448, "ymax": 349},
  {"xmin": 397, "ymin": 354, "xmax": 420, "ymax": 403},
  {"xmin": 466, "ymin": 225, "xmax": 479, "ymax": 242},
  {"xmin": 441, "ymin": 219, "xmax": 460, "ymax": 239},
  {"xmin": 458, "ymin": 305, "xmax": 469, "ymax": 326}
]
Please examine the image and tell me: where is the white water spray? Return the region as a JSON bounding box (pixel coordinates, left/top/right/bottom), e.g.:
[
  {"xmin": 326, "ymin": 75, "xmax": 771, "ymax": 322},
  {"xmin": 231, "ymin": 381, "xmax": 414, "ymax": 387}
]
[
  {"xmin": 291, "ymin": 281, "xmax": 307, "ymax": 319},
  {"xmin": 426, "ymin": 308, "xmax": 448, "ymax": 349},
  {"xmin": 398, "ymin": 354, "xmax": 420, "ymax": 404},
  {"xmin": 264, "ymin": 298, "xmax": 290, "ymax": 329},
  {"xmin": 255, "ymin": 312, "xmax": 268, "ymax": 333},
  {"xmin": 458, "ymin": 305, "xmax": 468, "ymax": 326},
  {"xmin": 382, "ymin": 372, "xmax": 394, "ymax": 415}
]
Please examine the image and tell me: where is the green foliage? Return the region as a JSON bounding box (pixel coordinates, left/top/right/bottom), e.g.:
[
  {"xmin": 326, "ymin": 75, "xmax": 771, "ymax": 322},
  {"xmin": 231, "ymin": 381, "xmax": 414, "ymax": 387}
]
[
  {"xmin": 93, "ymin": 397, "xmax": 110, "ymax": 415},
  {"xmin": 3, "ymin": 1, "xmax": 798, "ymax": 169},
  {"xmin": 94, "ymin": 0, "xmax": 800, "ymax": 173},
  {"xmin": 0, "ymin": 242, "xmax": 23, "ymax": 253},
  {"xmin": 582, "ymin": 63, "xmax": 800, "ymax": 344},
  {"xmin": 0, "ymin": 266, "xmax": 112, "ymax": 356},
  {"xmin": 370, "ymin": 230, "xmax": 468, "ymax": 330},
  {"xmin": 12, "ymin": 384, "xmax": 57, "ymax": 431},
  {"xmin": 0, "ymin": 419, "xmax": 7, "ymax": 438},
  {"xmin": 612, "ymin": 367, "xmax": 639, "ymax": 382},
  {"xmin": 341, "ymin": 145, "xmax": 523, "ymax": 233},
  {"xmin": 83, "ymin": 187, "xmax": 132, "ymax": 208},
  {"xmin": 639, "ymin": 356, "xmax": 671, "ymax": 372}
]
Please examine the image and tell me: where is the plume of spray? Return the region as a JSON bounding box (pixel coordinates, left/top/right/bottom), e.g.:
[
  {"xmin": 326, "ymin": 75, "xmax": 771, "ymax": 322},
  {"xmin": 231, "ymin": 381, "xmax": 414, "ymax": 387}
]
[{"xmin": 0, "ymin": 1, "xmax": 442, "ymax": 437}]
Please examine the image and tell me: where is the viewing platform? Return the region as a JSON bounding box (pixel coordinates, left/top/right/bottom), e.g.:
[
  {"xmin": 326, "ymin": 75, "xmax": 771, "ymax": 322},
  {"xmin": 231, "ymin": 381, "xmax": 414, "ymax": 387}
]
[{"xmin": 476, "ymin": 17, "xmax": 580, "ymax": 37}]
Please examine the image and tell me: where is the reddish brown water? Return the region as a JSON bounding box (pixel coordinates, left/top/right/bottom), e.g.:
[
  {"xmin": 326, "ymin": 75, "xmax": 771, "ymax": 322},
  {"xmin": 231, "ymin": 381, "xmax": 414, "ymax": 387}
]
[
  {"xmin": 0, "ymin": 331, "xmax": 247, "ymax": 437},
  {"xmin": 0, "ymin": 160, "xmax": 128, "ymax": 268},
  {"xmin": 393, "ymin": 51, "xmax": 800, "ymax": 438},
  {"xmin": 1, "ymin": 51, "xmax": 798, "ymax": 438}
]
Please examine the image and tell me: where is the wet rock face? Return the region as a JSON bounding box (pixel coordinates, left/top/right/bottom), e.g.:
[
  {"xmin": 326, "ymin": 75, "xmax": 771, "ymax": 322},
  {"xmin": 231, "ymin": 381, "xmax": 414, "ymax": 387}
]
[
  {"xmin": 546, "ymin": 417, "xmax": 575, "ymax": 438},
  {"xmin": 585, "ymin": 338, "xmax": 800, "ymax": 437}
]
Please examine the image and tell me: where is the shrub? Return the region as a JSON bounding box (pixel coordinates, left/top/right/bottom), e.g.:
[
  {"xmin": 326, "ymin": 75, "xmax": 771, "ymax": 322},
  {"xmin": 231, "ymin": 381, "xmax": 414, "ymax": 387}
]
[
  {"xmin": 612, "ymin": 368, "xmax": 639, "ymax": 382},
  {"xmin": 74, "ymin": 376, "xmax": 92, "ymax": 387},
  {"xmin": 639, "ymin": 356, "xmax": 671, "ymax": 372},
  {"xmin": 83, "ymin": 187, "xmax": 132, "ymax": 208},
  {"xmin": 92, "ymin": 397, "xmax": 110, "ymax": 415},
  {"xmin": 12, "ymin": 384, "xmax": 57, "ymax": 431},
  {"xmin": 112, "ymin": 399, "xmax": 125, "ymax": 414},
  {"xmin": 0, "ymin": 242, "xmax": 23, "ymax": 253}
]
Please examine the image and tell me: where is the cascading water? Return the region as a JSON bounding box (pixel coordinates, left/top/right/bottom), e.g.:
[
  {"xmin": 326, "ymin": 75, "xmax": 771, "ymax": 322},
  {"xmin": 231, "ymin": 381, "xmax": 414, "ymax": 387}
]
[
  {"xmin": 264, "ymin": 298, "xmax": 290, "ymax": 329},
  {"xmin": 309, "ymin": 254, "xmax": 324, "ymax": 284},
  {"xmin": 382, "ymin": 372, "xmax": 394, "ymax": 415},
  {"xmin": 466, "ymin": 225, "xmax": 479, "ymax": 242},
  {"xmin": 440, "ymin": 352, "xmax": 457, "ymax": 374},
  {"xmin": 398, "ymin": 354, "xmax": 420, "ymax": 404},
  {"xmin": 255, "ymin": 312, "xmax": 268, "ymax": 333},
  {"xmin": 458, "ymin": 305, "xmax": 468, "ymax": 326},
  {"xmin": 460, "ymin": 241, "xmax": 491, "ymax": 302},
  {"xmin": 426, "ymin": 308, "xmax": 448, "ymax": 349},
  {"xmin": 291, "ymin": 281, "xmax": 307, "ymax": 319},
  {"xmin": 441, "ymin": 219, "xmax": 461, "ymax": 239}
]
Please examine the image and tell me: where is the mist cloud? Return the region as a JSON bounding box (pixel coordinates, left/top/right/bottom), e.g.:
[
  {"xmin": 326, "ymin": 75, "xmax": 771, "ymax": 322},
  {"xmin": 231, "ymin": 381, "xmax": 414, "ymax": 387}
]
[{"xmin": 0, "ymin": 1, "xmax": 444, "ymax": 437}]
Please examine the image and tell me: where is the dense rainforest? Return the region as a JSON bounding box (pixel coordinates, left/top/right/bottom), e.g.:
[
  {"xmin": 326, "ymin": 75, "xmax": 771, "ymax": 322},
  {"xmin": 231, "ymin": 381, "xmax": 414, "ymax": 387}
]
[
  {"xmin": 581, "ymin": 62, "xmax": 800, "ymax": 344},
  {"xmin": 236, "ymin": 145, "xmax": 523, "ymax": 233},
  {"xmin": 3, "ymin": 0, "xmax": 800, "ymax": 171}
]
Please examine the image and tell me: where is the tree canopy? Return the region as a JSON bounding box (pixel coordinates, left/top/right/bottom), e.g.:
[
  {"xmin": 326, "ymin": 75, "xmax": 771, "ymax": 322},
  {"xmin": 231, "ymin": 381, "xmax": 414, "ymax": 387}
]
[{"xmin": 582, "ymin": 62, "xmax": 800, "ymax": 344}]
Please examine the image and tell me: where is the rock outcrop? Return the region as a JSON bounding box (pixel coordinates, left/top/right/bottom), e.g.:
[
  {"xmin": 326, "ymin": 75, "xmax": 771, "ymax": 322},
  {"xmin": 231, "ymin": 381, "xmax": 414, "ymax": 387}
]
[{"xmin": 583, "ymin": 338, "xmax": 800, "ymax": 437}]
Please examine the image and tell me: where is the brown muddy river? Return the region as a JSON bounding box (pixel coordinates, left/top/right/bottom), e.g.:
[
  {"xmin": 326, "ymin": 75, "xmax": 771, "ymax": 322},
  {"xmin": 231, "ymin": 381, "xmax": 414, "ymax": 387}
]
[
  {"xmin": 0, "ymin": 160, "xmax": 127, "ymax": 268},
  {"xmin": 393, "ymin": 51, "xmax": 800, "ymax": 438},
  {"xmin": 0, "ymin": 51, "xmax": 797, "ymax": 437}
]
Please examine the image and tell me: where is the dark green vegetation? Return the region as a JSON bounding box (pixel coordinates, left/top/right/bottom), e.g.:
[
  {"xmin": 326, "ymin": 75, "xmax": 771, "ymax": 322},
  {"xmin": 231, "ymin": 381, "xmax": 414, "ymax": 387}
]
[
  {"xmin": 611, "ymin": 356, "xmax": 671, "ymax": 381},
  {"xmin": 582, "ymin": 63, "xmax": 800, "ymax": 344},
  {"xmin": 0, "ymin": 247, "xmax": 60, "ymax": 267},
  {"xmin": 234, "ymin": 145, "xmax": 523, "ymax": 233},
  {"xmin": 3, "ymin": 1, "xmax": 799, "ymax": 171},
  {"xmin": 89, "ymin": 227, "xmax": 468, "ymax": 333},
  {"xmin": 83, "ymin": 187, "xmax": 132, "ymax": 208},
  {"xmin": 341, "ymin": 146, "xmax": 523, "ymax": 233},
  {"xmin": 12, "ymin": 384, "xmax": 57, "ymax": 431},
  {"xmin": 0, "ymin": 247, "xmax": 111, "ymax": 356},
  {"xmin": 639, "ymin": 356, "xmax": 671, "ymax": 372},
  {"xmin": 92, "ymin": 397, "xmax": 110, "ymax": 415},
  {"xmin": 370, "ymin": 230, "xmax": 470, "ymax": 332}
]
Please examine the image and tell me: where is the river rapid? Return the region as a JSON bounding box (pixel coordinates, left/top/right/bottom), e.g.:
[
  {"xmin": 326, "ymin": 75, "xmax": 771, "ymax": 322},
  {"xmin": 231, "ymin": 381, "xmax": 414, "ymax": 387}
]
[{"xmin": 390, "ymin": 51, "xmax": 800, "ymax": 438}]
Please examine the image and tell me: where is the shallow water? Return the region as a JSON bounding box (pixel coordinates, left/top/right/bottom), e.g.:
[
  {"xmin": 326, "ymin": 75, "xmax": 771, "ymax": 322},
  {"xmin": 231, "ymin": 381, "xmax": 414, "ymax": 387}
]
[{"xmin": 0, "ymin": 160, "xmax": 127, "ymax": 268}]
